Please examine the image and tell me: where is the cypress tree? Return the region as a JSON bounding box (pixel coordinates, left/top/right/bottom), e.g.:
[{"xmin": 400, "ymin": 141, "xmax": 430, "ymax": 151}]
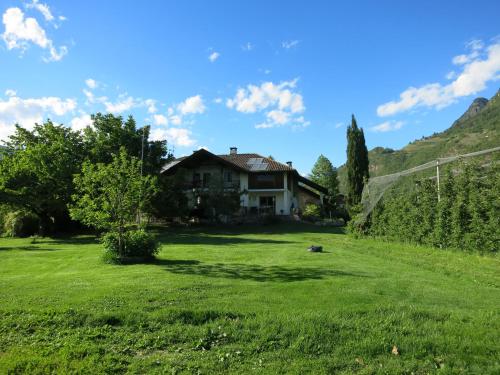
[{"xmin": 346, "ymin": 114, "xmax": 369, "ymax": 208}]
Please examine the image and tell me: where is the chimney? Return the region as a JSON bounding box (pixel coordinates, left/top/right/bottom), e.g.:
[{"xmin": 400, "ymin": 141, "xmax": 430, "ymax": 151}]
[
  {"xmin": 286, "ymin": 161, "xmax": 293, "ymax": 168},
  {"xmin": 230, "ymin": 147, "xmax": 237, "ymax": 155}
]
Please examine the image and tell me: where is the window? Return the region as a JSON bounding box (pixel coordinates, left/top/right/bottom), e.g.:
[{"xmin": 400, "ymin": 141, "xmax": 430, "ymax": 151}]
[
  {"xmin": 259, "ymin": 196, "xmax": 275, "ymax": 214},
  {"xmin": 249, "ymin": 173, "xmax": 284, "ymax": 189},
  {"xmin": 193, "ymin": 173, "xmax": 201, "ymax": 188},
  {"xmin": 203, "ymin": 173, "xmax": 211, "ymax": 187},
  {"xmin": 224, "ymin": 171, "xmax": 232, "ymax": 183}
]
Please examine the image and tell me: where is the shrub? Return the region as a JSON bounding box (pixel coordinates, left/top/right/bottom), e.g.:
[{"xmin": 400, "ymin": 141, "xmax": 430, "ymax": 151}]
[
  {"xmin": 102, "ymin": 229, "xmax": 161, "ymax": 263},
  {"xmin": 302, "ymin": 204, "xmax": 322, "ymax": 222},
  {"xmin": 0, "ymin": 204, "xmax": 11, "ymax": 235},
  {"xmin": 261, "ymin": 215, "xmax": 280, "ymax": 225},
  {"xmin": 3, "ymin": 211, "xmax": 40, "ymax": 237}
]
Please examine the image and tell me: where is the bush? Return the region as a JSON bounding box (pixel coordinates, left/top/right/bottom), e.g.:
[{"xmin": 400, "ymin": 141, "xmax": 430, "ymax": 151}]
[
  {"xmin": 102, "ymin": 229, "xmax": 161, "ymax": 263},
  {"xmin": 0, "ymin": 204, "xmax": 11, "ymax": 235},
  {"xmin": 3, "ymin": 211, "xmax": 40, "ymax": 237},
  {"xmin": 302, "ymin": 204, "xmax": 322, "ymax": 222}
]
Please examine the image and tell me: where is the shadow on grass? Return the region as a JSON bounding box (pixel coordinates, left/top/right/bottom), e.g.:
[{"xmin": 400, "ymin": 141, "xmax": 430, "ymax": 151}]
[
  {"xmin": 157, "ymin": 233, "xmax": 295, "ymax": 246},
  {"xmin": 154, "ymin": 221, "xmax": 345, "ymax": 237},
  {"xmin": 155, "ymin": 259, "xmax": 368, "ymax": 282},
  {"xmin": 36, "ymin": 236, "xmax": 99, "ymax": 246},
  {"xmin": 0, "ymin": 245, "xmax": 57, "ymax": 252}
]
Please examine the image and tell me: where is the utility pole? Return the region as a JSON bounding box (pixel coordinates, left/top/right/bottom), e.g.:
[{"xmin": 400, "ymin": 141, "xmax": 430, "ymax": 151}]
[
  {"xmin": 138, "ymin": 126, "xmax": 146, "ymax": 225},
  {"xmin": 436, "ymin": 159, "xmax": 441, "ymax": 202}
]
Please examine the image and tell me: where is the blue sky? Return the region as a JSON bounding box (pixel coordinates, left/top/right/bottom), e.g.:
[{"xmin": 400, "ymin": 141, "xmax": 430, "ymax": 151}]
[{"xmin": 1, "ymin": 0, "xmax": 499, "ymax": 174}]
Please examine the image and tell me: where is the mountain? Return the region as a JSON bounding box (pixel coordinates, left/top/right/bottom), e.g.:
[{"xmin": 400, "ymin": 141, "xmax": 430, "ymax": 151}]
[{"xmin": 338, "ymin": 89, "xmax": 500, "ymax": 194}]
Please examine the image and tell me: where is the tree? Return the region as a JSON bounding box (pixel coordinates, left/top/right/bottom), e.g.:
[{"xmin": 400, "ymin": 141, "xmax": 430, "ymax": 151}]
[
  {"xmin": 310, "ymin": 154, "xmax": 339, "ymax": 208},
  {"xmin": 83, "ymin": 113, "xmax": 170, "ymax": 174},
  {"xmin": 346, "ymin": 115, "xmax": 369, "ymax": 208},
  {"xmin": 69, "ymin": 148, "xmax": 157, "ymax": 255},
  {"xmin": 0, "ymin": 121, "xmax": 86, "ymax": 234},
  {"xmin": 151, "ymin": 170, "xmax": 189, "ymax": 219}
]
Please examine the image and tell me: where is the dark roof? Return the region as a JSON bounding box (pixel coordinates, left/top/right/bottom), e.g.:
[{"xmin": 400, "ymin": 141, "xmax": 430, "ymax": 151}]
[
  {"xmin": 219, "ymin": 153, "xmax": 294, "ymax": 172},
  {"xmin": 297, "ymin": 175, "xmax": 328, "ymax": 194},
  {"xmin": 162, "ymin": 149, "xmax": 293, "ymax": 173}
]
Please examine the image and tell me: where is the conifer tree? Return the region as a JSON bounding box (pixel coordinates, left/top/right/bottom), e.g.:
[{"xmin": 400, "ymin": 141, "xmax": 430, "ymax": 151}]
[{"xmin": 346, "ymin": 114, "xmax": 369, "ymax": 208}]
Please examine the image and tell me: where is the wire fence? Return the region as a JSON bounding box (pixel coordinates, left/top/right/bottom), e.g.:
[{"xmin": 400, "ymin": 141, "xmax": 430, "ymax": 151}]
[{"xmin": 360, "ymin": 146, "xmax": 500, "ymax": 221}]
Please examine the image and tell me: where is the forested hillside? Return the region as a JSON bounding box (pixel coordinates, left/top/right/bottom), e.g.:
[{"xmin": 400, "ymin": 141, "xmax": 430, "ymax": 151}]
[{"xmin": 338, "ymin": 89, "xmax": 500, "ymax": 193}]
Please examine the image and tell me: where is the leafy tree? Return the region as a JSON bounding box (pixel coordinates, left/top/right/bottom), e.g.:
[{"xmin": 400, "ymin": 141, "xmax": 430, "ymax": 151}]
[
  {"xmin": 69, "ymin": 148, "xmax": 157, "ymax": 255},
  {"xmin": 0, "ymin": 121, "xmax": 85, "ymax": 234},
  {"xmin": 346, "ymin": 115, "xmax": 369, "ymax": 208},
  {"xmin": 310, "ymin": 154, "xmax": 339, "ymax": 208},
  {"xmin": 83, "ymin": 113, "xmax": 170, "ymax": 174},
  {"xmin": 152, "ymin": 169, "xmax": 189, "ymax": 219}
]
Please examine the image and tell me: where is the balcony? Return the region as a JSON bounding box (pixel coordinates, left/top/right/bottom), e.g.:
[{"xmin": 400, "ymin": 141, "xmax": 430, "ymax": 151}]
[{"xmin": 183, "ymin": 181, "xmax": 241, "ymax": 190}]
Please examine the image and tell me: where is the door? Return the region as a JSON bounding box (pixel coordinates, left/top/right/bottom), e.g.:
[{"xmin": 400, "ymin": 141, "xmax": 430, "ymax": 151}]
[{"xmin": 259, "ymin": 196, "xmax": 276, "ymax": 215}]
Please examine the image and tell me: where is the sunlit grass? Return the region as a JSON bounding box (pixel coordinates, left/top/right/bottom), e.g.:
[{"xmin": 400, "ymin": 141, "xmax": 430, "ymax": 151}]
[{"xmin": 0, "ymin": 223, "xmax": 498, "ymax": 373}]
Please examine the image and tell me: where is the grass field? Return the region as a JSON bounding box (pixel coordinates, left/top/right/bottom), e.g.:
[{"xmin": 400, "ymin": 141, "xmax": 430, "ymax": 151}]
[{"xmin": 0, "ymin": 223, "xmax": 499, "ymax": 374}]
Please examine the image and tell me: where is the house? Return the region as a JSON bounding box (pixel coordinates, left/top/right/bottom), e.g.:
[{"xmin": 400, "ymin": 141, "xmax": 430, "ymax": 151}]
[{"xmin": 161, "ymin": 147, "xmax": 327, "ymax": 216}]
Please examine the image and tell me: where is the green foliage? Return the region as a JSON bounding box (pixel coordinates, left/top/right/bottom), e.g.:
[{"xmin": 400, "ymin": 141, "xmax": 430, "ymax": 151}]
[
  {"xmin": 346, "ymin": 115, "xmax": 369, "ymax": 208},
  {"xmin": 102, "ymin": 229, "xmax": 161, "ymax": 263},
  {"xmin": 0, "ymin": 121, "xmax": 85, "ymax": 234},
  {"xmin": 82, "ymin": 113, "xmax": 170, "ymax": 174},
  {"xmin": 3, "ymin": 210, "xmax": 39, "ymax": 237},
  {"xmin": 70, "ymin": 148, "xmax": 158, "ymax": 259},
  {"xmin": 302, "ymin": 203, "xmax": 321, "ymax": 221},
  {"xmin": 309, "ymin": 154, "xmax": 339, "ymax": 208},
  {"xmin": 70, "ymin": 148, "xmax": 157, "ymax": 232},
  {"xmin": 151, "ymin": 170, "xmax": 189, "ymax": 219},
  {"xmin": 0, "ymin": 204, "xmax": 11, "ymax": 234},
  {"xmin": 368, "ymin": 161, "xmax": 499, "ymax": 253}
]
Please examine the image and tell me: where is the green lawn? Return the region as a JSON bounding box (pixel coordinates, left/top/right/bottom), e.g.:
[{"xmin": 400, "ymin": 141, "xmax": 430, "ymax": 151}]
[{"xmin": 0, "ymin": 223, "xmax": 499, "ymax": 374}]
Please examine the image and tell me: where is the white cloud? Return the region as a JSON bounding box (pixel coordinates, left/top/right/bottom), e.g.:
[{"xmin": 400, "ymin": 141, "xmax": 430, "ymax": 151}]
[
  {"xmin": 85, "ymin": 78, "xmax": 97, "ymax": 89},
  {"xmin": 370, "ymin": 120, "xmax": 404, "ymax": 132},
  {"xmin": 208, "ymin": 51, "xmax": 220, "ymax": 62},
  {"xmin": 242, "ymin": 42, "xmax": 253, "ymax": 51},
  {"xmin": 153, "ymin": 114, "xmax": 168, "ymax": 126},
  {"xmin": 282, "ymin": 40, "xmax": 299, "ymax": 49},
  {"xmin": 25, "ymin": 0, "xmax": 54, "ymax": 22},
  {"xmin": 0, "ymin": 93, "xmax": 76, "ymax": 140},
  {"xmin": 377, "ymin": 40, "xmax": 500, "ymax": 117},
  {"xmin": 227, "ymin": 78, "xmax": 307, "ymax": 129},
  {"xmin": 169, "ymin": 114, "xmax": 182, "ymax": 125},
  {"xmin": 70, "ymin": 113, "xmax": 92, "ymax": 131},
  {"xmin": 255, "ymin": 122, "xmax": 274, "ymax": 129},
  {"xmin": 213, "ymin": 97, "xmax": 223, "ymax": 104},
  {"xmin": 177, "ymin": 95, "xmax": 206, "ymax": 115},
  {"xmin": 150, "ymin": 127, "xmax": 195, "ymax": 147},
  {"xmin": 1, "ymin": 7, "xmax": 67, "ymax": 61},
  {"xmin": 445, "ymin": 71, "xmax": 456, "ymax": 80},
  {"xmin": 5, "ymin": 89, "xmax": 16, "ymax": 97},
  {"xmin": 103, "ymin": 96, "xmax": 136, "ymax": 113},
  {"xmin": 335, "ymin": 122, "xmax": 344, "ymax": 128},
  {"xmin": 226, "ymin": 79, "xmax": 303, "ymax": 114},
  {"xmin": 144, "ymin": 99, "xmax": 157, "ymax": 114},
  {"xmin": 266, "ymin": 110, "xmax": 290, "ymax": 125}
]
